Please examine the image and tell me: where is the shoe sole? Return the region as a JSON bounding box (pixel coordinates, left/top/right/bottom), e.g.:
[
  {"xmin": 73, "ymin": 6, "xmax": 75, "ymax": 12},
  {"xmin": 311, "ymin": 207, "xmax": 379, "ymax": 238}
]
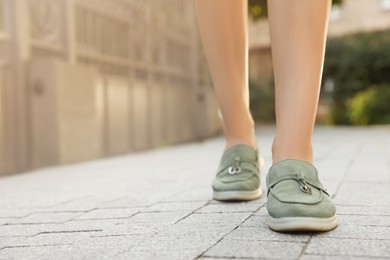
[
  {"xmin": 213, "ymin": 188, "xmax": 262, "ymax": 201},
  {"xmin": 267, "ymin": 215, "xmax": 338, "ymax": 232}
]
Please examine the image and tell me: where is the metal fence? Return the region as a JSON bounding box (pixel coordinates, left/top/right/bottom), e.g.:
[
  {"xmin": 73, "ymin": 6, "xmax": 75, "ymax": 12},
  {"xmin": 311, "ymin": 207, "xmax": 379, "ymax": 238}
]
[{"xmin": 0, "ymin": 0, "xmax": 221, "ymax": 176}]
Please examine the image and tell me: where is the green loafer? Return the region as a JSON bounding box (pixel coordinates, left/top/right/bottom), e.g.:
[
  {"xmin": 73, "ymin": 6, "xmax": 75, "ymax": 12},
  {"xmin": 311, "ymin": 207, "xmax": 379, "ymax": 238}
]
[
  {"xmin": 266, "ymin": 159, "xmax": 338, "ymax": 232},
  {"xmin": 212, "ymin": 144, "xmax": 263, "ymax": 201}
]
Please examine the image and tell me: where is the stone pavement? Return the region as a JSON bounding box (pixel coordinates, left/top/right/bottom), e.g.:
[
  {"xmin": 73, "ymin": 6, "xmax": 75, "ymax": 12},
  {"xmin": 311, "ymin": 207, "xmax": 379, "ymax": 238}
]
[{"xmin": 0, "ymin": 125, "xmax": 390, "ymax": 260}]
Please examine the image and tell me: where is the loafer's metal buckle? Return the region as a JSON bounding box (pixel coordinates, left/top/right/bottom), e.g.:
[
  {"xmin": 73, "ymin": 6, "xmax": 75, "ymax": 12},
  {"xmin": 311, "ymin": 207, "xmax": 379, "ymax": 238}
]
[
  {"xmin": 298, "ymin": 177, "xmax": 312, "ymax": 194},
  {"xmin": 228, "ymin": 166, "xmax": 241, "ymax": 174},
  {"xmin": 228, "ymin": 157, "xmax": 242, "ymax": 174}
]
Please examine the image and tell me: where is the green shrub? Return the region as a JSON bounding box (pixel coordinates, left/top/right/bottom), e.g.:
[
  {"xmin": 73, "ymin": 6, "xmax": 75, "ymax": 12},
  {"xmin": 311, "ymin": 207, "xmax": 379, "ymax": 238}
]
[
  {"xmin": 323, "ymin": 29, "xmax": 390, "ymax": 124},
  {"xmin": 346, "ymin": 86, "xmax": 390, "ymax": 125}
]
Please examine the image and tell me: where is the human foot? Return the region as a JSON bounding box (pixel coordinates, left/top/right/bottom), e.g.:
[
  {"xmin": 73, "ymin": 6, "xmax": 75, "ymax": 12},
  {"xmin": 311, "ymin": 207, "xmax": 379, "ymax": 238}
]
[
  {"xmin": 212, "ymin": 144, "xmax": 264, "ymax": 201},
  {"xmin": 266, "ymin": 159, "xmax": 338, "ymax": 232}
]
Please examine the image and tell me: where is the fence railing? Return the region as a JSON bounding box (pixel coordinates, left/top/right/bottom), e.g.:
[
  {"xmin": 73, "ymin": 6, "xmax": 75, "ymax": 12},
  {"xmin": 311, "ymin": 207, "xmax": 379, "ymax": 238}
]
[{"xmin": 0, "ymin": 0, "xmax": 221, "ymax": 176}]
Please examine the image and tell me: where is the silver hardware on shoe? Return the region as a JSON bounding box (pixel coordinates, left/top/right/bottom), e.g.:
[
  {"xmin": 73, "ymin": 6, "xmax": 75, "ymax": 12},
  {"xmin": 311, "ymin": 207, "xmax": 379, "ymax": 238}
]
[
  {"xmin": 228, "ymin": 157, "xmax": 242, "ymax": 174},
  {"xmin": 298, "ymin": 178, "xmax": 312, "ymax": 194},
  {"xmin": 228, "ymin": 166, "xmax": 241, "ymax": 174}
]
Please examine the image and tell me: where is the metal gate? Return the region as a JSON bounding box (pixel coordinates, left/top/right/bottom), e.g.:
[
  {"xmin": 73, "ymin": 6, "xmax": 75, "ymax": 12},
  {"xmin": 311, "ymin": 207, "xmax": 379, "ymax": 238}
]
[{"xmin": 0, "ymin": 0, "xmax": 221, "ymax": 176}]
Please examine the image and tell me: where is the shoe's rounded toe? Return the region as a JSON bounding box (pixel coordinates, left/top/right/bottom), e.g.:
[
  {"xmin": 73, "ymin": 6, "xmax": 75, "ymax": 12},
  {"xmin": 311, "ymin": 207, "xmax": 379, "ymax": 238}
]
[
  {"xmin": 212, "ymin": 175, "xmax": 259, "ymax": 192},
  {"xmin": 267, "ymin": 194, "xmax": 336, "ymax": 219}
]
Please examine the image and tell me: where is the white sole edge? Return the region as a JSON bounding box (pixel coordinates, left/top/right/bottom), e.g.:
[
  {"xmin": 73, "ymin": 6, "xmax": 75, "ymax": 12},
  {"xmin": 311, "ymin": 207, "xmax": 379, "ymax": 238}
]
[
  {"xmin": 213, "ymin": 188, "xmax": 262, "ymax": 201},
  {"xmin": 267, "ymin": 215, "xmax": 338, "ymax": 232}
]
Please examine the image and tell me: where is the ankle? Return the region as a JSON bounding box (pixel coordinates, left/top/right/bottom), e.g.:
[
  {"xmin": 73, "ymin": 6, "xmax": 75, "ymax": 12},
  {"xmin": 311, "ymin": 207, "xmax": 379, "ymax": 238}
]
[
  {"xmin": 272, "ymin": 139, "xmax": 313, "ymax": 164},
  {"xmin": 225, "ymin": 135, "xmax": 258, "ymax": 151}
]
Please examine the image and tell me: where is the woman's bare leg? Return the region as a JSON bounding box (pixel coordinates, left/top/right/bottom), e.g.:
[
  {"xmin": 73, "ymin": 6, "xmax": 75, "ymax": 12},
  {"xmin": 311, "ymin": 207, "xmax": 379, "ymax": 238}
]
[
  {"xmin": 268, "ymin": 0, "xmax": 332, "ymax": 164},
  {"xmin": 194, "ymin": 0, "xmax": 257, "ymax": 151}
]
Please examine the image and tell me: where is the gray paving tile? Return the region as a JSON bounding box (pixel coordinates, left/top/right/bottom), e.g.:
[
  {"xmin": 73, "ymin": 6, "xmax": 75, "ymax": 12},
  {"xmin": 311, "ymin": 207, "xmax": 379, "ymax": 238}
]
[
  {"xmin": 74, "ymin": 208, "xmax": 142, "ymax": 220},
  {"xmin": 0, "ymin": 244, "xmax": 121, "ymax": 260},
  {"xmin": 305, "ymin": 237, "xmax": 390, "ymax": 258},
  {"xmin": 115, "ymin": 249, "xmax": 201, "ymax": 260},
  {"xmin": 196, "ymin": 202, "xmax": 265, "ymax": 213},
  {"xmin": 0, "ymin": 209, "xmax": 40, "ymax": 218},
  {"xmin": 128, "ymin": 211, "xmax": 190, "ymax": 224},
  {"xmin": 0, "ymin": 126, "xmax": 389, "ymax": 259},
  {"xmin": 336, "ymin": 205, "xmax": 390, "ymax": 216},
  {"xmin": 80, "ymin": 234, "xmax": 147, "ymax": 249},
  {"xmin": 157, "ymin": 222, "xmax": 234, "ymax": 240},
  {"xmin": 300, "ymin": 255, "xmax": 390, "ymax": 260},
  {"xmin": 4, "ymin": 212, "xmax": 83, "ymax": 225},
  {"xmin": 253, "ymin": 205, "xmax": 270, "ymax": 216},
  {"xmin": 334, "ymin": 183, "xmax": 390, "ymax": 206},
  {"xmin": 337, "ymin": 214, "xmax": 390, "ymax": 226},
  {"xmin": 162, "ymin": 186, "xmax": 213, "ymax": 202},
  {"xmin": 313, "ymin": 225, "xmax": 390, "ymax": 240},
  {"xmin": 224, "ymin": 225, "xmax": 311, "ymax": 243},
  {"xmin": 19, "ymin": 232, "xmax": 89, "ymax": 247},
  {"xmin": 345, "ymin": 158, "xmax": 389, "ymax": 182},
  {"xmin": 0, "ymin": 237, "xmax": 29, "ymax": 250},
  {"xmin": 0, "ymin": 245, "xmax": 72, "ymax": 260},
  {"xmin": 204, "ymin": 240, "xmax": 304, "ymax": 259},
  {"xmin": 177, "ymin": 212, "xmax": 251, "ymax": 226},
  {"xmin": 142, "ymin": 201, "xmax": 207, "ymax": 212}
]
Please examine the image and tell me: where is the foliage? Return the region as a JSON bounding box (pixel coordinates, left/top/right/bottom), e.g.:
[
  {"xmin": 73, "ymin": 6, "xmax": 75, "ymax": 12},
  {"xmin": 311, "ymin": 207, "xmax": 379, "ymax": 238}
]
[
  {"xmin": 248, "ymin": 0, "xmax": 268, "ymax": 21},
  {"xmin": 346, "ymin": 86, "xmax": 390, "ymax": 125},
  {"xmin": 323, "ymin": 29, "xmax": 390, "ymax": 124},
  {"xmin": 249, "ymin": 79, "xmax": 275, "ymax": 122}
]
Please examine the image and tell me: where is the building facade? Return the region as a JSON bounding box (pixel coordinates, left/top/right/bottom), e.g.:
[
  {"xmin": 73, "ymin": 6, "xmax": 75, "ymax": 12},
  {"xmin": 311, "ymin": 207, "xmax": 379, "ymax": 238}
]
[{"xmin": 0, "ymin": 0, "xmax": 221, "ymax": 176}]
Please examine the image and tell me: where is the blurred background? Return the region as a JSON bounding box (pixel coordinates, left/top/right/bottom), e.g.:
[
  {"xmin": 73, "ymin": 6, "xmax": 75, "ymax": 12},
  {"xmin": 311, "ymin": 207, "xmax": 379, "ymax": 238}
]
[
  {"xmin": 0, "ymin": 0, "xmax": 389, "ymax": 176},
  {"xmin": 248, "ymin": 0, "xmax": 390, "ymax": 124}
]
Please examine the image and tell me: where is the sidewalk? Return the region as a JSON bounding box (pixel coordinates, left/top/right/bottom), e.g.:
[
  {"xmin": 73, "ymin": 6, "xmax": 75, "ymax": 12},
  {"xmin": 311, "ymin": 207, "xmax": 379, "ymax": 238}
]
[{"xmin": 0, "ymin": 125, "xmax": 389, "ymax": 260}]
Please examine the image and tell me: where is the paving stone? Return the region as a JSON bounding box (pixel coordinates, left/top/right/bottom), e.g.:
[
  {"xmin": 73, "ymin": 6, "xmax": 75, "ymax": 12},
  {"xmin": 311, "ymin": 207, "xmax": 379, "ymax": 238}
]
[
  {"xmin": 0, "ymin": 224, "xmax": 54, "ymax": 237},
  {"xmin": 157, "ymin": 222, "xmax": 234, "ymax": 239},
  {"xmin": 345, "ymin": 158, "xmax": 389, "ymax": 182},
  {"xmin": 0, "ymin": 245, "xmax": 72, "ymax": 260},
  {"xmin": 334, "ymin": 183, "xmax": 390, "ymax": 206},
  {"xmin": 177, "ymin": 212, "xmax": 250, "ymax": 226},
  {"xmin": 313, "ymin": 225, "xmax": 390, "ymax": 240},
  {"xmin": 315, "ymin": 159, "xmax": 351, "ymax": 183},
  {"xmin": 115, "ymin": 249, "xmax": 201, "ymax": 260},
  {"xmin": 0, "ymin": 219, "xmax": 122, "ymax": 237},
  {"xmin": 128, "ymin": 211, "xmax": 190, "ymax": 224},
  {"xmin": 4, "ymin": 212, "xmax": 83, "ymax": 225},
  {"xmin": 47, "ymin": 197, "xmax": 105, "ymax": 212},
  {"xmin": 300, "ymin": 255, "xmax": 390, "ymax": 260},
  {"xmin": 74, "ymin": 208, "xmax": 142, "ymax": 220},
  {"xmin": 93, "ymin": 221, "xmax": 167, "ymax": 236},
  {"xmin": 305, "ymin": 237, "xmax": 390, "ymax": 258},
  {"xmin": 241, "ymin": 215, "xmax": 267, "ymax": 226},
  {"xmin": 253, "ymin": 205, "xmax": 269, "ymax": 216},
  {"xmin": 0, "ymin": 244, "xmax": 121, "ymax": 260},
  {"xmin": 98, "ymin": 197, "xmax": 158, "ymax": 209},
  {"xmin": 16, "ymin": 232, "xmax": 89, "ymax": 247},
  {"xmin": 142, "ymin": 201, "xmax": 207, "ymax": 212},
  {"xmin": 0, "ymin": 209, "xmax": 41, "ymax": 219},
  {"xmin": 337, "ymin": 214, "xmax": 390, "ymax": 226},
  {"xmin": 196, "ymin": 202, "xmax": 264, "ymax": 213},
  {"xmin": 224, "ymin": 225, "xmax": 311, "ymax": 243},
  {"xmin": 0, "ymin": 237, "xmax": 29, "ymax": 250},
  {"xmin": 336, "ymin": 205, "xmax": 390, "ymax": 216},
  {"xmin": 0, "ymin": 126, "xmax": 389, "ymax": 259},
  {"xmin": 130, "ymin": 234, "xmax": 218, "ymax": 252},
  {"xmin": 162, "ymin": 186, "xmax": 213, "ymax": 202},
  {"xmin": 80, "ymin": 234, "xmax": 147, "ymax": 249},
  {"xmin": 204, "ymin": 240, "xmax": 305, "ymax": 259}
]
